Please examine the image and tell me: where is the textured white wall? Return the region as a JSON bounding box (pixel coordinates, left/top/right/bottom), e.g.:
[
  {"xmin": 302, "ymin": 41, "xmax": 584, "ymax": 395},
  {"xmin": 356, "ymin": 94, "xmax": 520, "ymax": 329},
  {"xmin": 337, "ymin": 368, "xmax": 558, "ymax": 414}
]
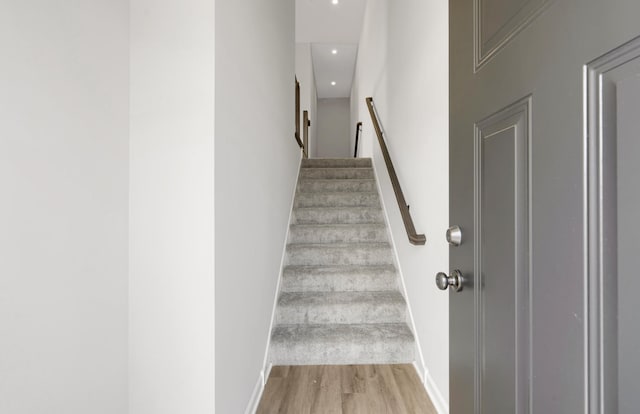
[
  {"xmin": 0, "ymin": 2, "xmax": 129, "ymax": 413},
  {"xmin": 317, "ymin": 98, "xmax": 351, "ymax": 158},
  {"xmin": 296, "ymin": 43, "xmax": 318, "ymax": 157},
  {"xmin": 215, "ymin": 0, "xmax": 298, "ymax": 412},
  {"xmin": 351, "ymin": 0, "xmax": 450, "ymax": 411},
  {"xmin": 129, "ymin": 0, "xmax": 215, "ymax": 413}
]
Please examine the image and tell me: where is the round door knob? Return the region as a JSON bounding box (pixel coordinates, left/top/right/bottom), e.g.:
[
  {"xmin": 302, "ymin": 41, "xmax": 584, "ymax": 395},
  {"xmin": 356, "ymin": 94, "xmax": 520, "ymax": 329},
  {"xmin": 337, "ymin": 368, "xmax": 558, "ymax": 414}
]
[{"xmin": 435, "ymin": 270, "xmax": 464, "ymax": 292}]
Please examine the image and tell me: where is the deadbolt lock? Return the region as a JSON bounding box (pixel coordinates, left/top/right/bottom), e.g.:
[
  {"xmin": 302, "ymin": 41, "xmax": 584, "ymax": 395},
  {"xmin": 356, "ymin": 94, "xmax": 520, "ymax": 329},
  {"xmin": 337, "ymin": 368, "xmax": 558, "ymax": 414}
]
[{"xmin": 446, "ymin": 225, "xmax": 462, "ymax": 246}]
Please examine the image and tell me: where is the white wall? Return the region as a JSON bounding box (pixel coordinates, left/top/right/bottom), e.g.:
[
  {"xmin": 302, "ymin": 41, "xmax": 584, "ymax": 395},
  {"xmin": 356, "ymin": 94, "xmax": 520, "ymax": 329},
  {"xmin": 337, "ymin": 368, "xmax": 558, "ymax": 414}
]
[
  {"xmin": 129, "ymin": 1, "xmax": 215, "ymax": 413},
  {"xmin": 296, "ymin": 43, "xmax": 318, "ymax": 157},
  {"xmin": 0, "ymin": 2, "xmax": 129, "ymax": 413},
  {"xmin": 350, "ymin": 0, "xmax": 388, "ymax": 159},
  {"xmin": 317, "ymin": 98, "xmax": 351, "ymax": 158},
  {"xmin": 215, "ymin": 0, "xmax": 298, "ymax": 412},
  {"xmin": 351, "ymin": 0, "xmax": 450, "ymax": 411}
]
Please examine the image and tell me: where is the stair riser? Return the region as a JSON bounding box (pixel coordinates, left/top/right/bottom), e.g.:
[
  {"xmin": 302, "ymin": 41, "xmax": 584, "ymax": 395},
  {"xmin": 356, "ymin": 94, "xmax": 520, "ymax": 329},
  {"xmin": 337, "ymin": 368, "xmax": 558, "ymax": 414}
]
[
  {"xmin": 286, "ymin": 246, "xmax": 394, "ymax": 266},
  {"xmin": 295, "ymin": 192, "xmax": 379, "ymax": 208},
  {"xmin": 288, "ymin": 226, "xmax": 388, "ymax": 243},
  {"xmin": 294, "ymin": 208, "xmax": 385, "ymax": 225},
  {"xmin": 302, "ymin": 158, "xmax": 372, "ymax": 168},
  {"xmin": 281, "ymin": 273, "xmax": 397, "ymax": 292},
  {"xmin": 270, "ymin": 340, "xmax": 414, "ymax": 366},
  {"xmin": 300, "ymin": 168, "xmax": 374, "ymax": 180},
  {"xmin": 276, "ymin": 302, "xmax": 406, "ymax": 325},
  {"xmin": 298, "ymin": 180, "xmax": 377, "ymax": 193}
]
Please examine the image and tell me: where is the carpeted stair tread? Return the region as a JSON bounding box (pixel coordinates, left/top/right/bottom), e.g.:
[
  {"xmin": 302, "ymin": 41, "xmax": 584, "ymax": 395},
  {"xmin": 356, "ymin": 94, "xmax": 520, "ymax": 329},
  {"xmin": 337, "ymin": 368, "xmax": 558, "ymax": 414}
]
[
  {"xmin": 268, "ymin": 158, "xmax": 416, "ymax": 367},
  {"xmin": 289, "ymin": 223, "xmax": 388, "ymax": 243},
  {"xmin": 286, "ymin": 242, "xmax": 394, "ymax": 266},
  {"xmin": 270, "ymin": 323, "xmax": 415, "ymax": 365},
  {"xmin": 298, "ymin": 179, "xmax": 377, "ymax": 193},
  {"xmin": 301, "ymin": 158, "xmax": 372, "ymax": 168},
  {"xmin": 276, "ymin": 291, "xmax": 407, "ymax": 325},
  {"xmin": 293, "ymin": 206, "xmax": 385, "ymax": 224},
  {"xmin": 295, "ymin": 191, "xmax": 380, "ymax": 208},
  {"xmin": 281, "ymin": 265, "xmax": 398, "ymax": 292},
  {"xmin": 300, "ymin": 167, "xmax": 374, "ymax": 180}
]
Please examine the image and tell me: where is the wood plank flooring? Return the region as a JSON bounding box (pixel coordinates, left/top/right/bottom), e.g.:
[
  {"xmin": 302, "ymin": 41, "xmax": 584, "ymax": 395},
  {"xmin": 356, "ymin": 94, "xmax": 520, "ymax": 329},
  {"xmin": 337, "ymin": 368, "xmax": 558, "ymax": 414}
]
[{"xmin": 256, "ymin": 364, "xmax": 438, "ymax": 414}]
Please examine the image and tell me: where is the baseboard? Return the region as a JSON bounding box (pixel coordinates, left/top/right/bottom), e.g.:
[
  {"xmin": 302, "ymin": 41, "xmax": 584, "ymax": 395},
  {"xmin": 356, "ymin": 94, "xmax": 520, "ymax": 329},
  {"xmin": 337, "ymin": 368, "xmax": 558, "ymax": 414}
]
[
  {"xmin": 370, "ymin": 159, "xmax": 429, "ymax": 380},
  {"xmin": 374, "ymin": 159, "xmax": 449, "ymax": 414},
  {"xmin": 424, "ymin": 370, "xmax": 449, "ymax": 414},
  {"xmin": 264, "ymin": 363, "xmax": 273, "ymax": 384},
  {"xmin": 258, "ymin": 155, "xmax": 303, "ymax": 384},
  {"xmin": 244, "ymin": 372, "xmax": 265, "ymax": 414}
]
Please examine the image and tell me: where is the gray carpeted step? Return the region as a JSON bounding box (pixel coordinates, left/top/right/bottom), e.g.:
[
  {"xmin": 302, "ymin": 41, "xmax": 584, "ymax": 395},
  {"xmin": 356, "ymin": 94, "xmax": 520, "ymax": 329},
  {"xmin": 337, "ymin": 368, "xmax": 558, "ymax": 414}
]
[
  {"xmin": 300, "ymin": 167, "xmax": 374, "ymax": 180},
  {"xmin": 286, "ymin": 243, "xmax": 394, "ymax": 266},
  {"xmin": 268, "ymin": 158, "xmax": 416, "ymax": 367},
  {"xmin": 293, "ymin": 207, "xmax": 385, "ymax": 224},
  {"xmin": 281, "ymin": 265, "xmax": 398, "ymax": 292},
  {"xmin": 295, "ymin": 191, "xmax": 380, "ymax": 208},
  {"xmin": 289, "ymin": 224, "xmax": 388, "ymax": 244},
  {"xmin": 298, "ymin": 179, "xmax": 377, "ymax": 193},
  {"xmin": 276, "ymin": 291, "xmax": 407, "ymax": 325},
  {"xmin": 302, "ymin": 158, "xmax": 372, "ymax": 168},
  {"xmin": 270, "ymin": 323, "xmax": 415, "ymax": 365}
]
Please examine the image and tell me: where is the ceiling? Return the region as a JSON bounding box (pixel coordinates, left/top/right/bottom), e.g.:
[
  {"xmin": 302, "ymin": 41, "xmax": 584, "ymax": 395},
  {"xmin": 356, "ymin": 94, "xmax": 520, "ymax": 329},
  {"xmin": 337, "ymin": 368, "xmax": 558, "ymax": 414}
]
[
  {"xmin": 311, "ymin": 44, "xmax": 358, "ymax": 98},
  {"xmin": 296, "ymin": 0, "xmax": 367, "ymax": 99}
]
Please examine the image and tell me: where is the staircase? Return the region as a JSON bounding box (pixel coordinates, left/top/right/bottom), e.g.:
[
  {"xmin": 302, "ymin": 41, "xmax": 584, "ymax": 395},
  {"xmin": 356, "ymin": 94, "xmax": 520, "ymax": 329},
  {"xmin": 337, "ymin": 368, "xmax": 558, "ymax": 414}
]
[{"xmin": 269, "ymin": 158, "xmax": 416, "ymax": 365}]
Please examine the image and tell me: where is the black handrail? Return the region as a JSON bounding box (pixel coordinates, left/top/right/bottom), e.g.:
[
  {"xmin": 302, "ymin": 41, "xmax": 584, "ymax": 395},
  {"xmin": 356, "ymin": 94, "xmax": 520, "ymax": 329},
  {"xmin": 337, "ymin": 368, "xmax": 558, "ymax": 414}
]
[
  {"xmin": 353, "ymin": 122, "xmax": 362, "ymax": 158},
  {"xmin": 294, "ymin": 78, "xmax": 304, "ymax": 149},
  {"xmin": 365, "ymin": 97, "xmax": 426, "ymax": 245},
  {"xmin": 303, "ymin": 110, "xmax": 310, "ymax": 158}
]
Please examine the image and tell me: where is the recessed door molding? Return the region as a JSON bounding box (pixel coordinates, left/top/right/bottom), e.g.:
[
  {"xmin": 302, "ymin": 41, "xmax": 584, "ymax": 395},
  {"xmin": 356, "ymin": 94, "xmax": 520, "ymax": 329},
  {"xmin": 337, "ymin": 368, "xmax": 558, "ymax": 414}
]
[
  {"xmin": 585, "ymin": 35, "xmax": 640, "ymax": 414},
  {"xmin": 473, "ymin": 96, "xmax": 532, "ymax": 413},
  {"xmin": 474, "ymin": 0, "xmax": 551, "ymax": 71}
]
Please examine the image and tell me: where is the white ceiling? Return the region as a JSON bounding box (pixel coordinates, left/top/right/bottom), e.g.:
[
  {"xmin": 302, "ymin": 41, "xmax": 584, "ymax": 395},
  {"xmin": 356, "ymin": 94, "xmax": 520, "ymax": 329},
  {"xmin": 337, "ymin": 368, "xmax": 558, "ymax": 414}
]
[
  {"xmin": 296, "ymin": 0, "xmax": 367, "ymax": 99},
  {"xmin": 311, "ymin": 44, "xmax": 358, "ymax": 98}
]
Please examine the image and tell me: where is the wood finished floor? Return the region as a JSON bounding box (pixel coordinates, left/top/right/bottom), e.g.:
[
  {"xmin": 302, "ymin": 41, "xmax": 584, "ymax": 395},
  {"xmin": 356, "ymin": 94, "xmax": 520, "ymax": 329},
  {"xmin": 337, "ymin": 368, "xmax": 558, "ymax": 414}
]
[{"xmin": 256, "ymin": 364, "xmax": 437, "ymax": 414}]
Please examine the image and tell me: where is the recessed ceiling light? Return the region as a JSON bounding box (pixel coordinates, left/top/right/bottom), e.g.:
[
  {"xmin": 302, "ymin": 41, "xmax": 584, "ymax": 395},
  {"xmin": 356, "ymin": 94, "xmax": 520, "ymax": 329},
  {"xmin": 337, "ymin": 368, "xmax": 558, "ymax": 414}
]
[
  {"xmin": 332, "ymin": 49, "xmax": 338, "ymax": 55},
  {"xmin": 332, "ymin": 0, "xmax": 339, "ymax": 4},
  {"xmin": 331, "ymin": 81, "xmax": 336, "ymax": 86}
]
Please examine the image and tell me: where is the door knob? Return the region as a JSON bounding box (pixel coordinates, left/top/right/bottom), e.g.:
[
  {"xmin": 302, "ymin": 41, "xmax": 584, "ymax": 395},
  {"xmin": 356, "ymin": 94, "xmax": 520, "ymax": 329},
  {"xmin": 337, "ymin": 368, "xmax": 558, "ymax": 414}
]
[
  {"xmin": 446, "ymin": 225, "xmax": 462, "ymax": 246},
  {"xmin": 435, "ymin": 270, "xmax": 464, "ymax": 292}
]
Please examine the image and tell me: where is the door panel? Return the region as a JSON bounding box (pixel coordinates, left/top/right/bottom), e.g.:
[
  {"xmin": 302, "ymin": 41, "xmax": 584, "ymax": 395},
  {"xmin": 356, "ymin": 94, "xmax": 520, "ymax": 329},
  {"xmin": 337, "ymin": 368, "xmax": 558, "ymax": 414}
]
[
  {"xmin": 450, "ymin": 0, "xmax": 640, "ymax": 413},
  {"xmin": 476, "ymin": 99, "xmax": 530, "ymax": 413},
  {"xmin": 586, "ymin": 38, "xmax": 640, "ymax": 413},
  {"xmin": 617, "ymin": 72, "xmax": 640, "ymax": 414}
]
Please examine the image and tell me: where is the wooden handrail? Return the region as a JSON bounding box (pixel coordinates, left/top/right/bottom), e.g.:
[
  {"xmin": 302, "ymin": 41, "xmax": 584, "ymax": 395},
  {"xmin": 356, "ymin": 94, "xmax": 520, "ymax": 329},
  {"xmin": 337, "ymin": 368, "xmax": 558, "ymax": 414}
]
[
  {"xmin": 303, "ymin": 110, "xmax": 310, "ymax": 158},
  {"xmin": 365, "ymin": 97, "xmax": 426, "ymax": 245},
  {"xmin": 353, "ymin": 122, "xmax": 363, "ymax": 158}
]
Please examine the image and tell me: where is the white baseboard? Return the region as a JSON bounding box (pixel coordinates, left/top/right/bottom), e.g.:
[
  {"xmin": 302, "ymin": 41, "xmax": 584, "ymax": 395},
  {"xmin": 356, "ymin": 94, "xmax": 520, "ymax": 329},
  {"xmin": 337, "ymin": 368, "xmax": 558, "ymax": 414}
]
[
  {"xmin": 371, "ymin": 160, "xmax": 431, "ymax": 390},
  {"xmin": 259, "ymin": 156, "xmax": 303, "ymax": 380},
  {"xmin": 244, "ymin": 372, "xmax": 265, "ymax": 414},
  {"xmin": 424, "ymin": 370, "xmax": 449, "ymax": 414},
  {"xmin": 249, "ymin": 156, "xmax": 302, "ymax": 414},
  {"xmin": 371, "ymin": 151, "xmax": 449, "ymax": 414},
  {"xmin": 264, "ymin": 363, "xmax": 273, "ymax": 385}
]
